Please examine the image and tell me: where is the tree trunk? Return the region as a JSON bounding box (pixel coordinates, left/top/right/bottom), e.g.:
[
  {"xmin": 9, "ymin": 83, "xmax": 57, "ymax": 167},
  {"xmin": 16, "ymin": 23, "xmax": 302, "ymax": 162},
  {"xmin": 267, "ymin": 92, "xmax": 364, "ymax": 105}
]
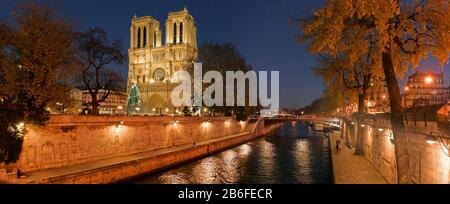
[
  {"xmin": 91, "ymin": 101, "xmax": 100, "ymax": 115},
  {"xmin": 382, "ymin": 49, "xmax": 411, "ymax": 184},
  {"xmin": 354, "ymin": 90, "xmax": 366, "ymax": 155},
  {"xmin": 344, "ymin": 121, "xmax": 351, "ymax": 148}
]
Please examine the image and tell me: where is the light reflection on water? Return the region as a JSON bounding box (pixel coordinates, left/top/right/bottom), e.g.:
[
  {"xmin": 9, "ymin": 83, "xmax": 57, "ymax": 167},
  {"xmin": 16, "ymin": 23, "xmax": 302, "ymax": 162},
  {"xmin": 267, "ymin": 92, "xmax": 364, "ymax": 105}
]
[{"xmin": 129, "ymin": 122, "xmax": 332, "ymax": 184}]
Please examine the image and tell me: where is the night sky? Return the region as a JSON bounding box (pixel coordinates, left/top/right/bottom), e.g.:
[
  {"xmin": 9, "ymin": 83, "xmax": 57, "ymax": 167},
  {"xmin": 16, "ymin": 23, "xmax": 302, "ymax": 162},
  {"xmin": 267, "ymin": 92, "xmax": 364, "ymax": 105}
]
[{"xmin": 1, "ymin": 0, "xmax": 448, "ymax": 109}]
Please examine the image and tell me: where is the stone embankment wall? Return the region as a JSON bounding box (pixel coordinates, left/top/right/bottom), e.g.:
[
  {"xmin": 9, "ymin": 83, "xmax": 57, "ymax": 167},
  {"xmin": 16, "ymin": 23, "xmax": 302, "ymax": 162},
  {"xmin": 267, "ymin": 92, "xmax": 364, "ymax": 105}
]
[
  {"xmin": 342, "ymin": 118, "xmax": 449, "ymax": 184},
  {"xmin": 0, "ymin": 116, "xmax": 282, "ymax": 184}
]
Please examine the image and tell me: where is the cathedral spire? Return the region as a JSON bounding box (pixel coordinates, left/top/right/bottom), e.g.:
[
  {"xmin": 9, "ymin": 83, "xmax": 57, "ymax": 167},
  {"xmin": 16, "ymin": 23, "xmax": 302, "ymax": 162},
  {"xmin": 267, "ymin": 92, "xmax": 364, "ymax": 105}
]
[{"xmin": 183, "ymin": 0, "xmax": 189, "ymax": 12}]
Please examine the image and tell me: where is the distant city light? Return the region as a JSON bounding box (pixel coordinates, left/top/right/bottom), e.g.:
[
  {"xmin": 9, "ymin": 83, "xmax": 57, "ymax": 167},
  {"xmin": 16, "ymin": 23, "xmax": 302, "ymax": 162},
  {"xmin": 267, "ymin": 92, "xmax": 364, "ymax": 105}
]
[{"xmin": 425, "ymin": 76, "xmax": 433, "ymax": 84}]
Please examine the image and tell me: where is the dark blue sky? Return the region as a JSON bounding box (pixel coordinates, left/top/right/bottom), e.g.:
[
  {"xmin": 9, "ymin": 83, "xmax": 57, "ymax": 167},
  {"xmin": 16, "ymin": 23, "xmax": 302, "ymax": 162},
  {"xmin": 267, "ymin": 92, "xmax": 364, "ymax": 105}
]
[{"xmin": 1, "ymin": 0, "xmax": 448, "ymax": 108}]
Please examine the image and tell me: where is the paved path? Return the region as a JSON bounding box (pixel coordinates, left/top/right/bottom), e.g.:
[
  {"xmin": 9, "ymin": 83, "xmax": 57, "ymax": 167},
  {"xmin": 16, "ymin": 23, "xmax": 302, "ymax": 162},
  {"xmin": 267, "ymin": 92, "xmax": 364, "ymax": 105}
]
[{"xmin": 330, "ymin": 132, "xmax": 388, "ymax": 184}]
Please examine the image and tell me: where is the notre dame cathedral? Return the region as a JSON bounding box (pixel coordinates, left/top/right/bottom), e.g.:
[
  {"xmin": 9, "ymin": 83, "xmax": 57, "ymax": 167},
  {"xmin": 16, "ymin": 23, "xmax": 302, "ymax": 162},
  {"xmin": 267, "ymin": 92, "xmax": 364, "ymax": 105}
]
[{"xmin": 127, "ymin": 7, "xmax": 198, "ymax": 115}]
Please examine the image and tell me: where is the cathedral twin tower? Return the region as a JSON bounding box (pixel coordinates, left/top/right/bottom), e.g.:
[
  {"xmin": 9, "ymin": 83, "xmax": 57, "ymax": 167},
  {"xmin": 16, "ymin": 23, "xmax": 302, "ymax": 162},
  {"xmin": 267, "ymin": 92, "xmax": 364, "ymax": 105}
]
[{"xmin": 128, "ymin": 7, "xmax": 198, "ymax": 114}]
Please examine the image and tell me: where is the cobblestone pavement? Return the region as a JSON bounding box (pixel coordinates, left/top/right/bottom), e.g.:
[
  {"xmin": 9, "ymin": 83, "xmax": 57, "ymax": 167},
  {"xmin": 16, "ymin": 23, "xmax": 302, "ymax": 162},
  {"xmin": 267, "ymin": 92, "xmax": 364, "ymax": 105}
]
[{"xmin": 330, "ymin": 132, "xmax": 388, "ymax": 184}]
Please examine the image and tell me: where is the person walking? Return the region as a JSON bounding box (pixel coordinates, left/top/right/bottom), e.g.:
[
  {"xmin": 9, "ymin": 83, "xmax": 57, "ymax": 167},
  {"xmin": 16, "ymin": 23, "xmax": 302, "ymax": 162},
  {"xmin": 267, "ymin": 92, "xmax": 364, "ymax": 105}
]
[{"xmin": 335, "ymin": 139, "xmax": 341, "ymax": 153}]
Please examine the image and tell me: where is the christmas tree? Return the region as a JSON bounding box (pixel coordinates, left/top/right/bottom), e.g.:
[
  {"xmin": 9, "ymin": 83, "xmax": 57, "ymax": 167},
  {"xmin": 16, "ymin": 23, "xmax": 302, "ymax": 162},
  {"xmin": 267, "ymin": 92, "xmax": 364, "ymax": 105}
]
[{"xmin": 126, "ymin": 83, "xmax": 142, "ymax": 114}]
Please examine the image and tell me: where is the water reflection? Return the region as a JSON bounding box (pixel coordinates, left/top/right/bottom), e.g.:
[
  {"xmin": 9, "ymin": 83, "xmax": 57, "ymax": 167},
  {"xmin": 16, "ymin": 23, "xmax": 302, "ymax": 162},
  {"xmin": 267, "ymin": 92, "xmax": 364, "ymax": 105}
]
[{"xmin": 129, "ymin": 122, "xmax": 331, "ymax": 184}]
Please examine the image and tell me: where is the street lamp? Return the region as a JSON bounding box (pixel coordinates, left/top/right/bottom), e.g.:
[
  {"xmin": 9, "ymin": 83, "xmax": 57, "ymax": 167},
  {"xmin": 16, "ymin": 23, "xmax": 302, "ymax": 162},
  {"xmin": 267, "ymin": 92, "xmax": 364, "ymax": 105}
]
[
  {"xmin": 425, "ymin": 131, "xmax": 449, "ymax": 157},
  {"xmin": 425, "ymin": 76, "xmax": 433, "ymax": 84}
]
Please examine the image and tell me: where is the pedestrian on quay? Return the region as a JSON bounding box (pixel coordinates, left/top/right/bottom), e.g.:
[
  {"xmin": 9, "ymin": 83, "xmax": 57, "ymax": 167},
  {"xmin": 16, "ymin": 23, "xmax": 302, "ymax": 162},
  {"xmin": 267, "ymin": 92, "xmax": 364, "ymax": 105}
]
[{"xmin": 335, "ymin": 139, "xmax": 341, "ymax": 153}]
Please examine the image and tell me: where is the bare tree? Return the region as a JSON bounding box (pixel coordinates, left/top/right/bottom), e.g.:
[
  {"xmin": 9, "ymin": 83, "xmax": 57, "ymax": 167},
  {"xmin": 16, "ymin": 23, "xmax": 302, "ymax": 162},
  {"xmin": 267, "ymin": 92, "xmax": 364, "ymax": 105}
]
[{"xmin": 75, "ymin": 27, "xmax": 125, "ymax": 115}]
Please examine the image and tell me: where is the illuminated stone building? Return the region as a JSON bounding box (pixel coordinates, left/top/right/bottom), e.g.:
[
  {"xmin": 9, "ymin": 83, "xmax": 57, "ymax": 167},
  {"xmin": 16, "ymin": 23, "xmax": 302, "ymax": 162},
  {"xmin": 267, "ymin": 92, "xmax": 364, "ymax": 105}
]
[
  {"xmin": 80, "ymin": 89, "xmax": 127, "ymax": 115},
  {"xmin": 405, "ymin": 71, "xmax": 447, "ymax": 108},
  {"xmin": 127, "ymin": 7, "xmax": 198, "ymax": 115}
]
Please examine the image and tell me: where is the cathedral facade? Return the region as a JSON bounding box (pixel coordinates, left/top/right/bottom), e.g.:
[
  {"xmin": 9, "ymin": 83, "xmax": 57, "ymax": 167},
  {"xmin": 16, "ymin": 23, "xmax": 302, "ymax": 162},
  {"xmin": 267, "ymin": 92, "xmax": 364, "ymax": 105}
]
[{"xmin": 127, "ymin": 7, "xmax": 198, "ymax": 115}]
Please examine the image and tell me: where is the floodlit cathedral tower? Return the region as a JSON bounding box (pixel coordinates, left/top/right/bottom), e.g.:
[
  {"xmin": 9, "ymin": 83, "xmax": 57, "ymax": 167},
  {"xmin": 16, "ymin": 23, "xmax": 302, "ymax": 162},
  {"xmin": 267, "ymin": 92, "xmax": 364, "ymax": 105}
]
[{"xmin": 128, "ymin": 7, "xmax": 198, "ymax": 114}]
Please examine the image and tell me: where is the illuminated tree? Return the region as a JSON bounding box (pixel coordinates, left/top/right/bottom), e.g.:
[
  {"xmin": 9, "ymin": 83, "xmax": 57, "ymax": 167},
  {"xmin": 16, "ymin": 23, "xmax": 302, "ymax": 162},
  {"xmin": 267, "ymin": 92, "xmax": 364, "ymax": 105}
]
[
  {"xmin": 314, "ymin": 32, "xmax": 384, "ymax": 155},
  {"xmin": 0, "ymin": 3, "xmax": 77, "ymax": 163},
  {"xmin": 298, "ymin": 0, "xmax": 450, "ymax": 183},
  {"xmin": 126, "ymin": 83, "xmax": 142, "ymax": 114}
]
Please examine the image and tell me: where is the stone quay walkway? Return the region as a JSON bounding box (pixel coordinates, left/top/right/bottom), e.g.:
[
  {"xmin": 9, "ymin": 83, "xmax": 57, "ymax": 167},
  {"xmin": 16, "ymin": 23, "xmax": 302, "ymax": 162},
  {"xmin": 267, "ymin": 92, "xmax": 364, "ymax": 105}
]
[
  {"xmin": 329, "ymin": 132, "xmax": 388, "ymax": 184},
  {"xmin": 21, "ymin": 132, "xmax": 254, "ymax": 184}
]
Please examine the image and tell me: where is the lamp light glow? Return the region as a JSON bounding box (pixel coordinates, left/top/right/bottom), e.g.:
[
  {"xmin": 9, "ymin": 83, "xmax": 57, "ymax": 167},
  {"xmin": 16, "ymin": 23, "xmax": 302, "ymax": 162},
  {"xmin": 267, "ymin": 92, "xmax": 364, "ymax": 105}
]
[
  {"xmin": 17, "ymin": 122, "xmax": 25, "ymax": 130},
  {"xmin": 425, "ymin": 76, "xmax": 433, "ymax": 84},
  {"xmin": 425, "ymin": 136, "xmax": 437, "ymax": 145}
]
